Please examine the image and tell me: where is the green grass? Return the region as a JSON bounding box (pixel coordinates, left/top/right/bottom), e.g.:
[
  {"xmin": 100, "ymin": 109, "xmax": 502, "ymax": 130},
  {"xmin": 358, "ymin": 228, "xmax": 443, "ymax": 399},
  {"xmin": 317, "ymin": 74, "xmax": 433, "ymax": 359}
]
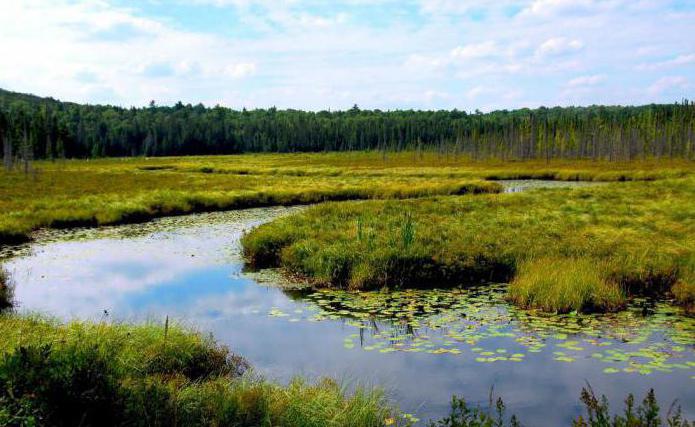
[
  {"xmin": 242, "ymin": 176, "xmax": 695, "ymax": 313},
  {"xmin": 2, "ymin": 152, "xmax": 691, "ymax": 245},
  {"xmin": 0, "ymin": 315, "xmax": 397, "ymax": 427},
  {"xmin": 509, "ymin": 258, "xmax": 626, "ymax": 313}
]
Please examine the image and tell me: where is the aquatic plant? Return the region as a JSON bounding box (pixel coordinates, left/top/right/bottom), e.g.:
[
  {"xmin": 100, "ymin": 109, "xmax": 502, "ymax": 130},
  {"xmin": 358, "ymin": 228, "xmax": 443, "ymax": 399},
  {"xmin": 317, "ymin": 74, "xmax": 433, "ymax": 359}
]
[
  {"xmin": 244, "ymin": 175, "xmax": 695, "ymax": 313},
  {"xmin": 573, "ymin": 386, "xmax": 691, "ymax": 427},
  {"xmin": 431, "ymin": 388, "xmax": 691, "ymax": 427},
  {"xmin": 429, "ymin": 394, "xmax": 520, "ymax": 427},
  {"xmin": 274, "ymin": 286, "xmax": 695, "ymax": 376},
  {"xmin": 0, "ymin": 315, "xmax": 399, "ymax": 427}
]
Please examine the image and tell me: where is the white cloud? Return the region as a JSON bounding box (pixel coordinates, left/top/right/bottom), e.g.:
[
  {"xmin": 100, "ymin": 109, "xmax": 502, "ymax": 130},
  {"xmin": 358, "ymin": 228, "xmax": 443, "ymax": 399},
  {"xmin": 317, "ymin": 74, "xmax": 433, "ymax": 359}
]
[
  {"xmin": 0, "ymin": 0, "xmax": 693, "ymax": 110},
  {"xmin": 535, "ymin": 37, "xmax": 584, "ymax": 57},
  {"xmin": 637, "ymin": 53, "xmax": 695, "ymax": 70},
  {"xmin": 450, "ymin": 41, "xmax": 498, "ymax": 60},
  {"xmin": 567, "ymin": 74, "xmax": 605, "ymax": 87},
  {"xmin": 465, "ymin": 86, "xmax": 486, "ymax": 99},
  {"xmin": 404, "ymin": 54, "xmax": 449, "ymax": 71},
  {"xmin": 521, "ymin": 0, "xmax": 608, "ymax": 17},
  {"xmin": 648, "ymin": 76, "xmax": 689, "ymax": 95},
  {"xmin": 224, "ymin": 63, "xmax": 257, "ymax": 78}
]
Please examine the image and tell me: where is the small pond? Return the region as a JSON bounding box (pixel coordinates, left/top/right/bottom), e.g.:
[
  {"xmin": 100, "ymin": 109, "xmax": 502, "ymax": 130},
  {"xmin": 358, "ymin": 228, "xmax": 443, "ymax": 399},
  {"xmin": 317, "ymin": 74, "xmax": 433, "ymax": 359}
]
[{"xmin": 1, "ymin": 186, "xmax": 693, "ymax": 425}]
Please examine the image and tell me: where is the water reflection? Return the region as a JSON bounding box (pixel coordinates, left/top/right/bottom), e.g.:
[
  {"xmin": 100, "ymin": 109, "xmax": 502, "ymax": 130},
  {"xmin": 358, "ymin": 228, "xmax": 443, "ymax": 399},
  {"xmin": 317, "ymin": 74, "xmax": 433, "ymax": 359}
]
[{"xmin": 1, "ymin": 206, "xmax": 693, "ymax": 425}]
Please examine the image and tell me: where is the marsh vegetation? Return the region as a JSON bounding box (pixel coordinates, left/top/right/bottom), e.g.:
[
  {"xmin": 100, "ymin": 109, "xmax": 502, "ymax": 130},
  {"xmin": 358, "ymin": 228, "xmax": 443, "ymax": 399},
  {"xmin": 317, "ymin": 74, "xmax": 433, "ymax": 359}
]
[
  {"xmin": 1, "ymin": 152, "xmax": 691, "ymax": 246},
  {"xmin": 1, "ymin": 149, "xmax": 694, "ymax": 424},
  {"xmin": 2, "ymin": 205, "xmax": 693, "ymax": 425},
  {"xmin": 0, "ymin": 316, "xmax": 395, "ymax": 427},
  {"xmin": 242, "ymin": 174, "xmax": 695, "ymax": 314}
]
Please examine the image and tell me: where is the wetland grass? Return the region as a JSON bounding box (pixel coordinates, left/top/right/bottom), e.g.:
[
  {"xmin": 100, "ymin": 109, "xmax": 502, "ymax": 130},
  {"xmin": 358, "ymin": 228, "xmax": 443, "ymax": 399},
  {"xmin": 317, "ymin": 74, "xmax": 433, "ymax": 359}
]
[
  {"xmin": 0, "ymin": 315, "xmax": 396, "ymax": 427},
  {"xmin": 1, "ymin": 152, "xmax": 691, "ymax": 246},
  {"xmin": 242, "ymin": 176, "xmax": 695, "ymax": 313}
]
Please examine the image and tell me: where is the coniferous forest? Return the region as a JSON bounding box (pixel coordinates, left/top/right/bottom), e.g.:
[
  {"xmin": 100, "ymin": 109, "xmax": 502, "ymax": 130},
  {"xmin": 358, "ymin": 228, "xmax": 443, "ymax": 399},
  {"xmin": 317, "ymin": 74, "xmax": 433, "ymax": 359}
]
[{"xmin": 1, "ymin": 88, "xmax": 694, "ymax": 162}]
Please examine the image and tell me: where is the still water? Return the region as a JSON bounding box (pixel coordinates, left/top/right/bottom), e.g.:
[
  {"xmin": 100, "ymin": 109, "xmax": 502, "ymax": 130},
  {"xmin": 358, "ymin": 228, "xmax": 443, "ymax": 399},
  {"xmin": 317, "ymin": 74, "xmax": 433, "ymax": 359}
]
[{"xmin": 2, "ymin": 199, "xmax": 693, "ymax": 425}]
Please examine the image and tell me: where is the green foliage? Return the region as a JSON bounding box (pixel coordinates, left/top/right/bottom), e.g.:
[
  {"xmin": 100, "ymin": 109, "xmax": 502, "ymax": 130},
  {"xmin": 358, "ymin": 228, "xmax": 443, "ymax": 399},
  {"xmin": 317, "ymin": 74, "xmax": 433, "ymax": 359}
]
[
  {"xmin": 573, "ymin": 386, "xmax": 691, "ymax": 427},
  {"xmin": 429, "ymin": 395, "xmax": 520, "ymax": 427},
  {"xmin": 0, "ymin": 316, "xmax": 397, "ymax": 427},
  {"xmin": 0, "ymin": 344, "xmax": 121, "ymax": 426},
  {"xmin": 1, "ymin": 88, "xmax": 695, "ymax": 161},
  {"xmin": 431, "ymin": 389, "xmax": 691, "ymax": 427},
  {"xmin": 243, "ymin": 177, "xmax": 695, "ymax": 312}
]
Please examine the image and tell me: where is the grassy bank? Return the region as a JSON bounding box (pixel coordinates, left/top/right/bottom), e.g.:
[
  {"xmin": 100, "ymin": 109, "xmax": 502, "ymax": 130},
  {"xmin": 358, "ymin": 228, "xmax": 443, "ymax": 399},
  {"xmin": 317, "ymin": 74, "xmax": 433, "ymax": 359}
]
[
  {"xmin": 242, "ymin": 177, "xmax": 695, "ymax": 313},
  {"xmin": 2, "ymin": 153, "xmax": 691, "ymax": 245},
  {"xmin": 0, "ymin": 315, "xmax": 396, "ymax": 426}
]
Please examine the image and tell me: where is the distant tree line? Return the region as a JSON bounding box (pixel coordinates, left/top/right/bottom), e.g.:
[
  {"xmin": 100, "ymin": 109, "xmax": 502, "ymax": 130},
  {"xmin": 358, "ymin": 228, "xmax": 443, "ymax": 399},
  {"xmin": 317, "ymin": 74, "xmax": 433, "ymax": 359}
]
[{"xmin": 1, "ymin": 88, "xmax": 694, "ymax": 164}]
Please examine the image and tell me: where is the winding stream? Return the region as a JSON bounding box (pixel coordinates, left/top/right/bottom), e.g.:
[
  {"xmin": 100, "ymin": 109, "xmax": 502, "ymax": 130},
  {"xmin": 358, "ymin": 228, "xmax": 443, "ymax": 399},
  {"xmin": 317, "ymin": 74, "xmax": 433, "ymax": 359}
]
[{"xmin": 1, "ymin": 184, "xmax": 693, "ymax": 425}]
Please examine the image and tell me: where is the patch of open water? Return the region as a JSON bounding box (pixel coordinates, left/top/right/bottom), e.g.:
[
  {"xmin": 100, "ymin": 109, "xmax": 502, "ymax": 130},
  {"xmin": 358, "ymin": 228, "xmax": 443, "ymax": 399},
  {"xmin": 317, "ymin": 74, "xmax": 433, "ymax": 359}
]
[{"xmin": 1, "ymin": 188, "xmax": 693, "ymax": 425}]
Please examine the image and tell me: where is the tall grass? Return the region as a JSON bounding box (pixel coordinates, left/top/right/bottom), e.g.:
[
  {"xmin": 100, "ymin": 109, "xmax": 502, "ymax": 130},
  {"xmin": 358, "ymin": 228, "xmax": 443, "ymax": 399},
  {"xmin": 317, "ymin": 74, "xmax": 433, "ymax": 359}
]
[
  {"xmin": 242, "ymin": 177, "xmax": 695, "ymax": 313},
  {"xmin": 508, "ymin": 258, "xmax": 626, "ymax": 313},
  {"xmin": 0, "ymin": 315, "xmax": 397, "ymax": 426}
]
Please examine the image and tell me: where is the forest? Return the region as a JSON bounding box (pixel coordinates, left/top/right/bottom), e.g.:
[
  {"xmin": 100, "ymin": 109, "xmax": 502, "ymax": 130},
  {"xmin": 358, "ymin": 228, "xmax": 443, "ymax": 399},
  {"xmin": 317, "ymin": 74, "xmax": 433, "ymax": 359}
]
[{"xmin": 1, "ymin": 88, "xmax": 694, "ymax": 162}]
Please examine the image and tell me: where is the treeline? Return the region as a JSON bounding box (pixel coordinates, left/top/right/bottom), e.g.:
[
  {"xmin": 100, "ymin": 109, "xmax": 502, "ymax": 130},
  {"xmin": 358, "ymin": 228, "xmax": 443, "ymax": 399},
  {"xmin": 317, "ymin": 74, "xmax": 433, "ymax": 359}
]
[{"xmin": 1, "ymin": 88, "xmax": 694, "ymax": 162}]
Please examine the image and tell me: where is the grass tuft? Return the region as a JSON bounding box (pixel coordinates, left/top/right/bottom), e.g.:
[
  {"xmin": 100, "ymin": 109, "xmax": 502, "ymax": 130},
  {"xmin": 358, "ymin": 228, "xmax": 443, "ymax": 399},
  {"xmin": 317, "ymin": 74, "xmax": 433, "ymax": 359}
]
[
  {"xmin": 508, "ymin": 258, "xmax": 625, "ymax": 313},
  {"xmin": 0, "ymin": 315, "xmax": 398, "ymax": 426}
]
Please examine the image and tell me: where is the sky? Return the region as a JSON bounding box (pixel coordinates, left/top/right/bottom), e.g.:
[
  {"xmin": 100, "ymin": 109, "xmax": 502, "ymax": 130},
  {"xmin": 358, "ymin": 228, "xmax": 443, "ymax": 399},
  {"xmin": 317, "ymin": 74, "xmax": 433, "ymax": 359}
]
[{"xmin": 0, "ymin": 0, "xmax": 693, "ymax": 111}]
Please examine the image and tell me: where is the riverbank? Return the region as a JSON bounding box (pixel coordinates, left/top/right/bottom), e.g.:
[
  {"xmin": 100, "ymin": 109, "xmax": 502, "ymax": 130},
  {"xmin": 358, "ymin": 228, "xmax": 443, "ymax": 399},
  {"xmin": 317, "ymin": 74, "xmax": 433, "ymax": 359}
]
[
  {"xmin": 0, "ymin": 315, "xmax": 396, "ymax": 426},
  {"xmin": 242, "ymin": 176, "xmax": 695, "ymax": 314}
]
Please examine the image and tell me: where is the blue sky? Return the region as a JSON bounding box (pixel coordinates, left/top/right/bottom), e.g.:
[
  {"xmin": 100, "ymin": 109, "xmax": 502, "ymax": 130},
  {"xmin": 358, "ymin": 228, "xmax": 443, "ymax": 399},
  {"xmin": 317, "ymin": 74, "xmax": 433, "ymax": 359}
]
[{"xmin": 0, "ymin": 0, "xmax": 693, "ymax": 111}]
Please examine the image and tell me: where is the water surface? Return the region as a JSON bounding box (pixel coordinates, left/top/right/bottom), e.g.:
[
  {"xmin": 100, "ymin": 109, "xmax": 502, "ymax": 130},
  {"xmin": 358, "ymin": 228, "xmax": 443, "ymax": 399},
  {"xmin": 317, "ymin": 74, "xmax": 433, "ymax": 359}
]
[{"xmin": 2, "ymin": 201, "xmax": 693, "ymax": 425}]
